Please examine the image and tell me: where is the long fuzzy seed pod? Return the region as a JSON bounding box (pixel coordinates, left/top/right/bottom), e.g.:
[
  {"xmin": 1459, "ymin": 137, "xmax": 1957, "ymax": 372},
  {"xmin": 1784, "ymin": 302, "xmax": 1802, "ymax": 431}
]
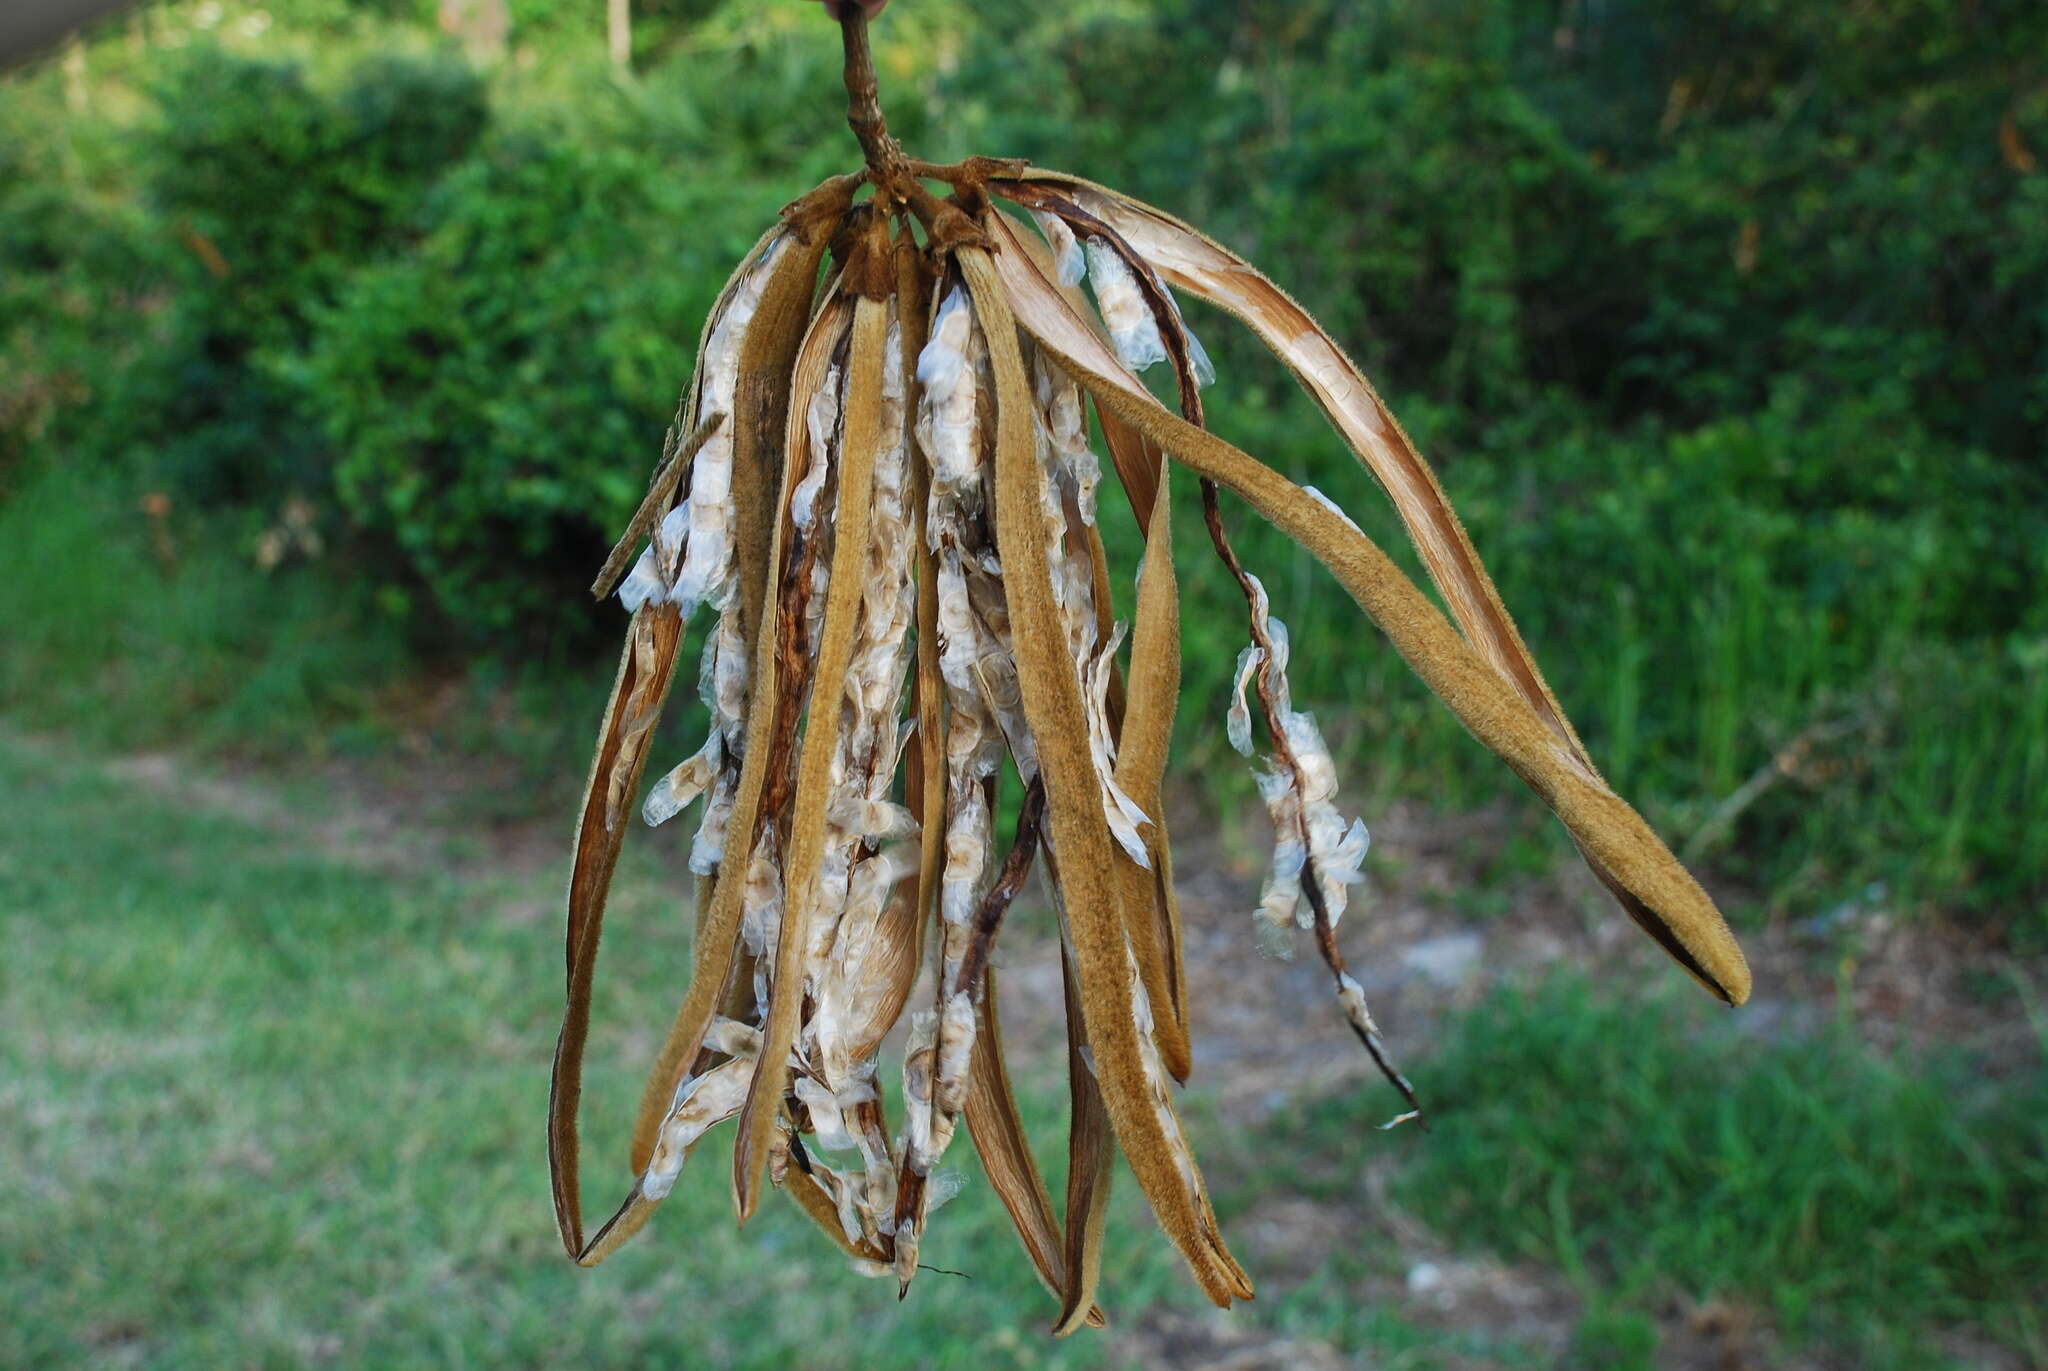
[
  {"xmin": 622, "ymin": 278, "xmax": 851, "ymax": 1190},
  {"xmin": 733, "ymin": 283, "xmax": 892, "ymax": 1220},
  {"xmin": 962, "ymin": 245, "xmax": 1250, "ymax": 1307}
]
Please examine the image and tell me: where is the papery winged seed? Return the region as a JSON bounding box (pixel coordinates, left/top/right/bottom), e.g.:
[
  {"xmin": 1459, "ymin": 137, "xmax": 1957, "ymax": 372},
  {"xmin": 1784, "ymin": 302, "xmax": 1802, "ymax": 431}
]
[
  {"xmin": 1079, "ymin": 236, "xmax": 1214, "ymax": 389},
  {"xmin": 703, "ymin": 1016, "xmax": 763, "ymax": 1057},
  {"xmin": 1227, "ymin": 644, "xmax": 1263, "ymax": 758},
  {"xmin": 1031, "ymin": 347, "xmax": 1102, "ymax": 527},
  {"xmin": 616, "ymin": 549, "xmax": 668, "ymax": 614},
  {"xmin": 1030, "ymin": 207, "xmax": 1086, "ymax": 287},
  {"xmin": 899, "ymin": 1009, "xmax": 938, "ymax": 1171},
  {"xmin": 934, "ymin": 992, "xmax": 976, "ymax": 1113},
  {"xmin": 1336, "ymin": 972, "xmax": 1381, "ymax": 1035},
  {"xmin": 825, "ymin": 795, "xmax": 921, "ymax": 842},
  {"xmin": 1083, "ymin": 237, "xmax": 1170, "ymax": 374},
  {"xmin": 688, "ymin": 768, "xmax": 739, "ymax": 874},
  {"xmin": 643, "ymin": 737, "xmax": 720, "ymax": 828},
  {"xmin": 792, "ymin": 1073, "xmax": 869, "ymax": 1154},
  {"xmin": 675, "ymin": 534, "xmax": 755, "ymax": 862},
  {"xmin": 917, "ymin": 289, "xmax": 984, "ymax": 510},
  {"xmin": 1084, "ymin": 626, "xmax": 1153, "ymax": 867},
  {"xmin": 641, "ymin": 1049, "xmax": 756, "ymax": 1200},
  {"xmin": 925, "ymin": 1169, "xmax": 969, "ymax": 1214},
  {"xmin": 1253, "ymin": 765, "xmax": 1307, "ymax": 955},
  {"xmin": 939, "ymin": 783, "xmax": 990, "ymax": 938},
  {"xmin": 792, "ymin": 362, "xmax": 844, "ymax": 532},
  {"xmin": 814, "ymin": 849, "xmax": 917, "ymax": 1082},
  {"xmin": 739, "ymin": 830, "xmax": 785, "ymax": 980},
  {"xmin": 707, "ymin": 602, "xmax": 750, "ymax": 737}
]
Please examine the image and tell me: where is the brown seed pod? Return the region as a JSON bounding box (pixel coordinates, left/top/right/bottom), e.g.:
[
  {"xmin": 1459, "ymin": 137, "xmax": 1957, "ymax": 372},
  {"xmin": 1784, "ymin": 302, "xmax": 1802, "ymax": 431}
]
[{"xmin": 548, "ymin": 8, "xmax": 1749, "ymax": 1330}]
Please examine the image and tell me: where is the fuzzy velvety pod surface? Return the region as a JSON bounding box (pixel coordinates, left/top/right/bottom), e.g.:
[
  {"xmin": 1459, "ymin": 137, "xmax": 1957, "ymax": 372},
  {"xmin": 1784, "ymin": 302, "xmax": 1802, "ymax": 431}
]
[{"xmin": 548, "ymin": 16, "xmax": 1748, "ymax": 1329}]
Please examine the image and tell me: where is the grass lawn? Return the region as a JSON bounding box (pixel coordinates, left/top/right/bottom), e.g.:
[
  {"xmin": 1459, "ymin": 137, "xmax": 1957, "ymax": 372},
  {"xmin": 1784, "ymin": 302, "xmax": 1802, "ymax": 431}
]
[
  {"xmin": 0, "ymin": 733, "xmax": 1522, "ymax": 1370},
  {"xmin": 5, "ymin": 728, "xmax": 2041, "ymax": 1369}
]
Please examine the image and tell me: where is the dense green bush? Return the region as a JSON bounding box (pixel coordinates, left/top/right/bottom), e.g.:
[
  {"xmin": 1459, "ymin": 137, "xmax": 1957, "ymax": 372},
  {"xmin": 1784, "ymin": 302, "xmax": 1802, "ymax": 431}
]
[
  {"xmin": 953, "ymin": 0, "xmax": 2048, "ymax": 453},
  {"xmin": 297, "ymin": 28, "xmax": 852, "ymax": 632},
  {"xmin": 117, "ymin": 47, "xmax": 487, "ymax": 511},
  {"xmin": 0, "ymin": 97, "xmax": 167, "ymax": 494},
  {"xmin": 9, "ymin": 35, "xmax": 849, "ymax": 638},
  {"xmin": 302, "ymin": 137, "xmax": 706, "ymax": 632}
]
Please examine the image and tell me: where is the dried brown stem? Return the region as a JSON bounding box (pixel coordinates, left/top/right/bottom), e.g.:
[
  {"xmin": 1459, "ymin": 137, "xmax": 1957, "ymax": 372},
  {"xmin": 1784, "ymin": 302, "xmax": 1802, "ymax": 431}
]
[
  {"xmin": 952, "ymin": 778, "xmax": 1047, "ymax": 1000},
  {"xmin": 840, "ymin": 13, "xmax": 906, "ymax": 187}
]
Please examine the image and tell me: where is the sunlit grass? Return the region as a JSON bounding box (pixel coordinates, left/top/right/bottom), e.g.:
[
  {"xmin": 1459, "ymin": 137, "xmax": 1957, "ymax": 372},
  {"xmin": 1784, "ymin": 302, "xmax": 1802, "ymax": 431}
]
[
  {"xmin": 0, "ymin": 462, "xmax": 410, "ymax": 755},
  {"xmin": 1298, "ymin": 977, "xmax": 2048, "ymax": 1370}
]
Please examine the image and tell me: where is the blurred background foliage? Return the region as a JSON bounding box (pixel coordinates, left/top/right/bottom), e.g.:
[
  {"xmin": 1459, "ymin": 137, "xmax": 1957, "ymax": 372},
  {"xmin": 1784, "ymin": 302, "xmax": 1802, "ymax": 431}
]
[
  {"xmin": 3, "ymin": 0, "xmax": 2044, "ymax": 928},
  {"xmin": 5, "ymin": 6, "xmax": 2047, "ymax": 1369}
]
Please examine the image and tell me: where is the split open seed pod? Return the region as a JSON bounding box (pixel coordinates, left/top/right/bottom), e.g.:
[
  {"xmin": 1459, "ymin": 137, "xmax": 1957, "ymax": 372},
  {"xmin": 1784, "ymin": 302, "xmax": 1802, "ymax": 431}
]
[{"xmin": 548, "ymin": 9, "xmax": 1748, "ymax": 1332}]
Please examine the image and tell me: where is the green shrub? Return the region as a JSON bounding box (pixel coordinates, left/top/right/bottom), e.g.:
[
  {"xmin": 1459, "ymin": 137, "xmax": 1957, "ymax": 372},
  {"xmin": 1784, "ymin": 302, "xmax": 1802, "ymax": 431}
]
[
  {"xmin": 301, "ymin": 133, "xmax": 746, "ymax": 637},
  {"xmin": 118, "ymin": 45, "xmax": 487, "ymax": 512},
  {"xmin": 0, "ymin": 99, "xmax": 168, "ymax": 494},
  {"xmin": 1383, "ymin": 976, "xmax": 2048, "ymax": 1366},
  {"xmin": 949, "ymin": 0, "xmax": 2048, "ymax": 463}
]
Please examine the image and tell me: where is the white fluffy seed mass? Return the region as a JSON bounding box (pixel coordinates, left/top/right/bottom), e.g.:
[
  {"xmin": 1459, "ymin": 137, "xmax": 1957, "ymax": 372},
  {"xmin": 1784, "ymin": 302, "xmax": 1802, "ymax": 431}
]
[{"xmin": 1227, "ymin": 572, "xmax": 1372, "ymax": 949}]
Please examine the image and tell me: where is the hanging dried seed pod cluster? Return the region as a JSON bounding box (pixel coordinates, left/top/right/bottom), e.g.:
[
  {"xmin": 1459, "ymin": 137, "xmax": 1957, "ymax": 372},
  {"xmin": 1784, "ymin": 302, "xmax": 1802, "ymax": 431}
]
[{"xmin": 550, "ymin": 11, "xmax": 1749, "ymax": 1330}]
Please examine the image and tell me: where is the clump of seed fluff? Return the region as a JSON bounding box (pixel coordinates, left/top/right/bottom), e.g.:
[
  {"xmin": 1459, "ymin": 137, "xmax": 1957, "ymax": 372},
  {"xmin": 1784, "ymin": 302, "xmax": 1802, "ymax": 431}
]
[{"xmin": 548, "ymin": 2, "xmax": 1749, "ymax": 1338}]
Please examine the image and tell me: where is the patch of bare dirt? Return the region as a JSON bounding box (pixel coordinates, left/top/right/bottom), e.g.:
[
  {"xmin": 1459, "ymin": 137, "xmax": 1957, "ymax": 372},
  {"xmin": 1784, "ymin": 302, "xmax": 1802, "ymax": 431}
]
[
  {"xmin": 84, "ymin": 734, "xmax": 575, "ymax": 885},
  {"xmin": 1111, "ymin": 1309, "xmax": 1353, "ymax": 1371}
]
